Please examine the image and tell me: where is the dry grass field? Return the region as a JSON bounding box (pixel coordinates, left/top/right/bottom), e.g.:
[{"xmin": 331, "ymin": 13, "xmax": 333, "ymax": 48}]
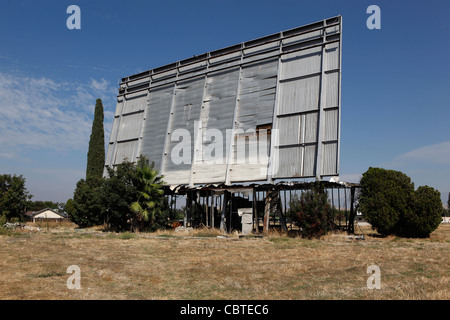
[{"xmin": 0, "ymin": 222, "xmax": 448, "ymax": 300}]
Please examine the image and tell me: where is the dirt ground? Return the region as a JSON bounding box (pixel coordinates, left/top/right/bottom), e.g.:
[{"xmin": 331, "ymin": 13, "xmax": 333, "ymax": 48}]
[{"xmin": 0, "ymin": 222, "xmax": 448, "ymax": 300}]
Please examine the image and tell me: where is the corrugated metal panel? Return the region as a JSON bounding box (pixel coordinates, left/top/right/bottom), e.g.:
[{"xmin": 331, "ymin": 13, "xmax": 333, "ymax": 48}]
[
  {"xmin": 122, "ymin": 93, "xmax": 146, "ymax": 114},
  {"xmin": 325, "ymin": 42, "xmax": 340, "ymax": 71},
  {"xmin": 108, "ymin": 115, "xmax": 120, "ymax": 144},
  {"xmin": 223, "ymin": 58, "xmax": 278, "ymax": 182},
  {"xmin": 282, "ymin": 29, "xmax": 322, "ymax": 46},
  {"xmin": 229, "ymin": 131, "xmax": 269, "ymax": 182},
  {"xmin": 304, "ymin": 112, "xmax": 318, "ymax": 143},
  {"xmin": 235, "ymin": 59, "xmax": 278, "ymax": 130},
  {"xmin": 278, "ymin": 116, "xmax": 300, "ymax": 145},
  {"xmin": 115, "ymin": 140, "xmax": 139, "ymax": 164},
  {"xmin": 179, "ymin": 60, "xmax": 208, "ymax": 74},
  {"xmin": 114, "ymin": 99, "xmax": 123, "ymax": 116},
  {"xmin": 322, "ymin": 142, "xmax": 338, "ymax": 175},
  {"xmin": 278, "ymin": 76, "xmax": 320, "ymax": 114},
  {"xmin": 324, "ymin": 109, "xmax": 338, "ymax": 141},
  {"xmin": 193, "ymin": 69, "xmax": 239, "ymax": 184},
  {"xmin": 275, "ymin": 147, "xmax": 302, "ymax": 178},
  {"xmin": 140, "ymin": 85, "xmax": 174, "ymax": 172},
  {"xmin": 280, "ymin": 47, "xmax": 322, "ymax": 80},
  {"xmin": 303, "ymin": 145, "xmax": 316, "ymax": 177},
  {"xmin": 162, "ymin": 77, "xmax": 205, "ymax": 184},
  {"xmin": 105, "ymin": 142, "xmax": 114, "ymax": 167},
  {"xmin": 243, "ymin": 40, "xmax": 280, "ymax": 56},
  {"xmin": 128, "ymin": 77, "xmax": 150, "ymax": 89},
  {"xmin": 325, "ymin": 71, "xmax": 339, "ymax": 108},
  {"xmin": 117, "ymin": 112, "xmax": 144, "ymax": 141},
  {"xmin": 209, "ymin": 51, "xmax": 241, "ymax": 65}
]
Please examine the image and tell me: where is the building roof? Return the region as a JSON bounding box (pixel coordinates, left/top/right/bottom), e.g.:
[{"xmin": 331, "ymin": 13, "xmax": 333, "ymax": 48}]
[{"xmin": 26, "ymin": 208, "xmax": 67, "ymax": 218}]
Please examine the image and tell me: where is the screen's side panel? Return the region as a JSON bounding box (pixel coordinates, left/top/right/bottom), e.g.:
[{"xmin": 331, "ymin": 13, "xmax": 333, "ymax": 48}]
[
  {"xmin": 140, "ymin": 85, "xmax": 174, "ymax": 174},
  {"xmin": 161, "ymin": 77, "xmax": 205, "ymax": 185},
  {"xmin": 271, "ymin": 16, "xmax": 341, "ymax": 180},
  {"xmin": 228, "ymin": 58, "xmax": 278, "ymax": 182},
  {"xmin": 192, "ymin": 68, "xmax": 240, "ymax": 184},
  {"xmin": 105, "ymin": 91, "xmax": 146, "ymax": 171}
]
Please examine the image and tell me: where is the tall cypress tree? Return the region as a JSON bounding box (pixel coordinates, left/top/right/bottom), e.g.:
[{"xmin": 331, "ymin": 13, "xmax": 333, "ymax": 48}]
[
  {"xmin": 70, "ymin": 99, "xmax": 105, "ymax": 228},
  {"xmin": 86, "ymin": 98, "xmax": 105, "ymax": 180},
  {"xmin": 447, "ymin": 192, "xmax": 450, "ymax": 216}
]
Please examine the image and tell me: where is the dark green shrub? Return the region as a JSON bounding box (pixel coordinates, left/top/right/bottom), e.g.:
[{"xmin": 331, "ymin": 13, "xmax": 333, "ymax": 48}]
[
  {"xmin": 289, "ymin": 186, "xmax": 336, "ymax": 239},
  {"xmin": 359, "ymin": 167, "xmax": 442, "ymax": 237},
  {"xmin": 401, "ymin": 186, "xmax": 442, "ymax": 238},
  {"xmin": 359, "ymin": 167, "xmax": 414, "ymax": 235}
]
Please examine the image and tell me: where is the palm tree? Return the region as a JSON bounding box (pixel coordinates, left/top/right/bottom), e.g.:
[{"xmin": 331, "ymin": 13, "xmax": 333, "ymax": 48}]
[{"xmin": 130, "ymin": 162, "xmax": 165, "ymax": 232}]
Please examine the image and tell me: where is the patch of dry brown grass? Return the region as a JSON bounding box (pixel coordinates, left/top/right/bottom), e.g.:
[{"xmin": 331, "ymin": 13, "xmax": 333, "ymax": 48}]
[{"xmin": 0, "ymin": 223, "xmax": 448, "ymax": 300}]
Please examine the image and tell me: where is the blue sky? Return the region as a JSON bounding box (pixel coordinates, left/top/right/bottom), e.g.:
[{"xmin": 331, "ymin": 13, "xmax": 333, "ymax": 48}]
[{"xmin": 0, "ymin": 0, "xmax": 449, "ymax": 204}]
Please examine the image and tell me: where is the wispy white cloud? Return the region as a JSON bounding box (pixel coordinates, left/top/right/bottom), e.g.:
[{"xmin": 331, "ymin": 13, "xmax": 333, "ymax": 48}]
[
  {"xmin": 377, "ymin": 141, "xmax": 450, "ymax": 204},
  {"xmin": 90, "ymin": 78, "xmax": 110, "ymax": 91},
  {"xmin": 396, "ymin": 140, "xmax": 450, "ymax": 165},
  {"xmin": 0, "ymin": 72, "xmax": 115, "ymax": 156}
]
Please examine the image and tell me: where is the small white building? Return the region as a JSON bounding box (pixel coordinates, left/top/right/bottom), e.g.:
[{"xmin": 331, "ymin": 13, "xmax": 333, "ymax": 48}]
[{"xmin": 27, "ymin": 208, "xmax": 67, "ymax": 223}]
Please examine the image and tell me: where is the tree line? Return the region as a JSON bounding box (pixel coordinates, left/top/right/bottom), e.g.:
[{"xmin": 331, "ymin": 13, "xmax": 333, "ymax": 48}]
[
  {"xmin": 0, "ymin": 98, "xmax": 446, "ymax": 237},
  {"xmin": 67, "ymin": 99, "xmax": 181, "ymax": 232},
  {"xmin": 67, "ymin": 156, "xmax": 182, "ymax": 232},
  {"xmin": 287, "ymin": 167, "xmax": 444, "ymax": 239}
]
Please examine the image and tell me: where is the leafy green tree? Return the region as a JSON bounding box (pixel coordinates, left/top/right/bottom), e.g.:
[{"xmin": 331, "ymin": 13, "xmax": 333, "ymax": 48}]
[
  {"xmin": 86, "ymin": 98, "xmax": 105, "ymax": 180},
  {"xmin": 359, "ymin": 167, "xmax": 415, "ymax": 236},
  {"xmin": 64, "ymin": 199, "xmax": 76, "ymax": 217},
  {"xmin": 130, "ymin": 158, "xmax": 166, "ymax": 232},
  {"xmin": 401, "ymin": 186, "xmax": 442, "ymax": 238},
  {"xmin": 101, "ymin": 161, "xmax": 140, "ymax": 231},
  {"xmin": 0, "ymin": 174, "xmax": 30, "ymax": 221},
  {"xmin": 289, "ymin": 184, "xmax": 336, "ymax": 239},
  {"xmin": 70, "ymin": 177, "xmax": 103, "ymax": 228}
]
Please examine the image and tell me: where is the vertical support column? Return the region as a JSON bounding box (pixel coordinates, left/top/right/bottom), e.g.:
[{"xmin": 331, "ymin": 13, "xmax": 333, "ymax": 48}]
[
  {"xmin": 225, "ymin": 44, "xmax": 244, "ymax": 185},
  {"xmin": 276, "ymin": 191, "xmax": 288, "ymax": 232},
  {"xmin": 220, "ymin": 191, "xmax": 228, "ymax": 232},
  {"xmin": 190, "ymin": 54, "xmax": 210, "ymax": 187},
  {"xmin": 205, "ymin": 192, "xmax": 209, "ymax": 228},
  {"xmin": 348, "ymin": 186, "xmax": 356, "ymax": 235},
  {"xmin": 109, "ymin": 96, "xmax": 126, "ymax": 168},
  {"xmin": 190, "ymin": 74, "xmax": 209, "ymax": 187},
  {"xmin": 252, "ymin": 187, "xmax": 257, "ymax": 233},
  {"xmin": 263, "ymin": 190, "xmax": 271, "ymax": 234},
  {"xmin": 211, "ymin": 192, "xmax": 215, "ymax": 229},
  {"xmin": 336, "ymin": 16, "xmax": 343, "ymax": 177},
  {"xmin": 134, "ymin": 89, "xmax": 151, "ymax": 163},
  {"xmin": 185, "ymin": 190, "xmax": 191, "ymax": 228},
  {"xmin": 315, "ymin": 19, "xmax": 328, "ymax": 180},
  {"xmin": 161, "ymin": 64, "xmax": 180, "ymax": 175},
  {"xmin": 267, "ymin": 33, "xmax": 283, "ymax": 183}
]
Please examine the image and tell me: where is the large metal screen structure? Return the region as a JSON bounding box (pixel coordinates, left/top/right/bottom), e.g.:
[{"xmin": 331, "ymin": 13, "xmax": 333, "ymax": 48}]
[{"xmin": 105, "ymin": 16, "xmax": 342, "ymax": 186}]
